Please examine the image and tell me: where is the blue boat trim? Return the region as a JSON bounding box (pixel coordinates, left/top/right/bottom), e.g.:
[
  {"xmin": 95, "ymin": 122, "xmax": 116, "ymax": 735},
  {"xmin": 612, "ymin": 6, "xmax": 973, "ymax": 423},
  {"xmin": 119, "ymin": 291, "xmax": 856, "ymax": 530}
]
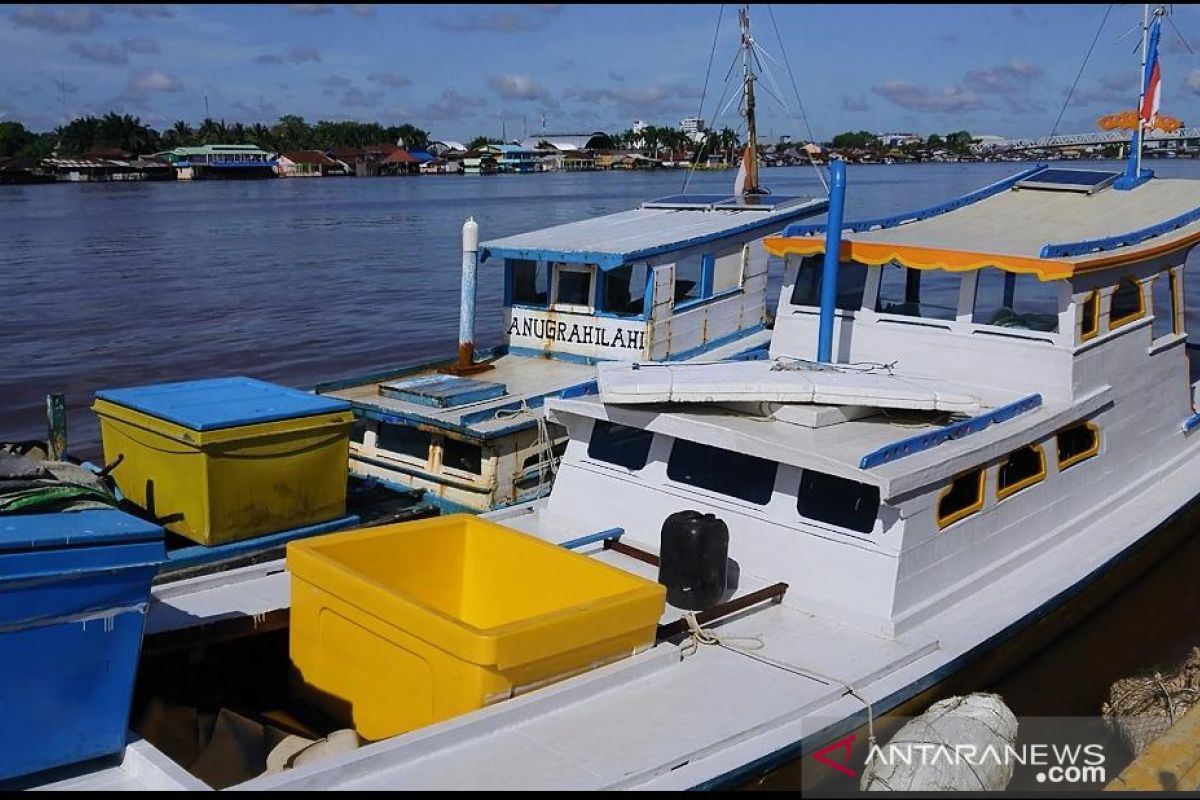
[
  {"xmin": 1041, "ymin": 200, "xmax": 1200, "ymax": 258},
  {"xmin": 781, "ymin": 164, "xmax": 1048, "ymax": 238},
  {"xmin": 1182, "ymin": 412, "xmax": 1200, "ymax": 433},
  {"xmin": 160, "ymin": 515, "xmax": 360, "ymax": 572},
  {"xmin": 858, "ymin": 393, "xmax": 1043, "ymax": 469},
  {"xmin": 506, "ymin": 346, "xmax": 600, "ymax": 365},
  {"xmin": 480, "ymin": 200, "xmax": 829, "ymax": 271},
  {"xmin": 559, "ymin": 528, "xmax": 624, "ymax": 550}
]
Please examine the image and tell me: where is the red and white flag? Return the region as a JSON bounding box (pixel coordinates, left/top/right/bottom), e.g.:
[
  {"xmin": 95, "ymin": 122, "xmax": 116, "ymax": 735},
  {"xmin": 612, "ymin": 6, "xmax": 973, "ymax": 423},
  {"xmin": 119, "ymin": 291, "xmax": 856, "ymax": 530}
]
[{"xmin": 1140, "ymin": 14, "xmax": 1163, "ymax": 125}]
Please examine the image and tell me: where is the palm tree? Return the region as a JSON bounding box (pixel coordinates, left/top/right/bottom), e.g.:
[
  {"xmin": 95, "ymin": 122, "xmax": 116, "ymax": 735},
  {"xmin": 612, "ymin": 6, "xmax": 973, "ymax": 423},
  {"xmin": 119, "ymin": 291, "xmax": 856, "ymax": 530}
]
[
  {"xmin": 197, "ymin": 117, "xmax": 228, "ymax": 145},
  {"xmin": 163, "ymin": 120, "xmax": 195, "ymax": 149},
  {"xmin": 247, "ymin": 123, "xmax": 275, "ymax": 151}
]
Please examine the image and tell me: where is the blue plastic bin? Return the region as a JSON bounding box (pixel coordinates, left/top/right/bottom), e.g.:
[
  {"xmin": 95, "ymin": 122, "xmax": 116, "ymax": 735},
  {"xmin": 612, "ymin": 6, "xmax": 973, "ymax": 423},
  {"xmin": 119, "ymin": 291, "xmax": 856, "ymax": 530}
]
[{"xmin": 0, "ymin": 509, "xmax": 164, "ymax": 783}]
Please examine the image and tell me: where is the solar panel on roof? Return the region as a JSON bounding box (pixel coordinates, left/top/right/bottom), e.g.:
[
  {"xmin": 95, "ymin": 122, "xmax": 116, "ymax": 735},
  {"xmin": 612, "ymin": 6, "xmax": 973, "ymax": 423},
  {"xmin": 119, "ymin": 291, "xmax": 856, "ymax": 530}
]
[
  {"xmin": 641, "ymin": 194, "xmax": 736, "ymax": 210},
  {"xmin": 713, "ymin": 194, "xmax": 806, "ymax": 211},
  {"xmin": 1014, "ymin": 168, "xmax": 1121, "ymax": 194}
]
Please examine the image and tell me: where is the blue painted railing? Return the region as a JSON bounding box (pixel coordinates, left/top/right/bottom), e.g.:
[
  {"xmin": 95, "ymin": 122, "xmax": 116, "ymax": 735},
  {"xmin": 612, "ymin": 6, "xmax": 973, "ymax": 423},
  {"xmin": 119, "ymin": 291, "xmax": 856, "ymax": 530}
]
[
  {"xmin": 1040, "ymin": 202, "xmax": 1200, "ymax": 258},
  {"xmin": 781, "ymin": 164, "xmax": 1048, "ymax": 238},
  {"xmin": 559, "ymin": 527, "xmax": 624, "ymax": 550},
  {"xmin": 859, "ymin": 393, "xmax": 1043, "ymax": 469}
]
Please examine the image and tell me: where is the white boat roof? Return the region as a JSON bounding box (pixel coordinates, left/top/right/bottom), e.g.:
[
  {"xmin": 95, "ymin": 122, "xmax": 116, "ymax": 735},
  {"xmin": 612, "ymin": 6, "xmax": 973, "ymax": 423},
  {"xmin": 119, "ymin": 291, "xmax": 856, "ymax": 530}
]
[
  {"xmin": 765, "ymin": 171, "xmax": 1200, "ymax": 280},
  {"xmin": 547, "ymin": 383, "xmax": 1113, "ymax": 499},
  {"xmin": 597, "ymin": 360, "xmax": 982, "ymax": 413},
  {"xmin": 481, "ymin": 196, "xmax": 828, "ymax": 271}
]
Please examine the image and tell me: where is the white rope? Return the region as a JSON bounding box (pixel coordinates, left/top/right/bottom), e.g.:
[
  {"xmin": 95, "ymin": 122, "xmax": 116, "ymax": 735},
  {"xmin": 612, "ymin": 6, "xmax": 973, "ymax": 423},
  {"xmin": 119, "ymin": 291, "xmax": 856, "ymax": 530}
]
[
  {"xmin": 494, "ymin": 400, "xmax": 559, "ymax": 497},
  {"xmin": 769, "ymin": 356, "xmax": 898, "ymax": 376},
  {"xmin": 680, "ymin": 611, "xmax": 876, "ymax": 749}
]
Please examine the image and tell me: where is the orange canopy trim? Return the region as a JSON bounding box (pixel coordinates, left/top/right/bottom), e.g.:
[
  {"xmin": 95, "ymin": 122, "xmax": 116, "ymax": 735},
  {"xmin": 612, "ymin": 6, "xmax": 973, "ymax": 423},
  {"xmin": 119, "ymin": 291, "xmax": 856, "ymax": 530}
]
[{"xmin": 763, "ymin": 236, "xmax": 1073, "ymax": 280}]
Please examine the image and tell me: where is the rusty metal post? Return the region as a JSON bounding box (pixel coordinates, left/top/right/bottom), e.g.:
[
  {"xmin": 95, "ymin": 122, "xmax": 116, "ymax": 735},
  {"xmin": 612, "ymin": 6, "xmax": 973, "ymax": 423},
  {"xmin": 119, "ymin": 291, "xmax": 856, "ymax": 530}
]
[
  {"xmin": 444, "ymin": 216, "xmax": 493, "ymax": 375},
  {"xmin": 46, "ymin": 393, "xmax": 67, "ymax": 460}
]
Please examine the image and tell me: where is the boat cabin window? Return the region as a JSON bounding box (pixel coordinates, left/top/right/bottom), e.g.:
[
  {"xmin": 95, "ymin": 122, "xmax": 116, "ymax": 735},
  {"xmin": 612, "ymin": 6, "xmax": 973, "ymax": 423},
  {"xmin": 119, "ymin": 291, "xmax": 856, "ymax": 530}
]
[
  {"xmin": 1152, "ymin": 270, "xmax": 1182, "ymax": 340},
  {"xmin": 790, "ymin": 256, "xmax": 868, "ymax": 310},
  {"xmin": 972, "ymin": 268, "xmax": 1059, "ymax": 333},
  {"xmin": 666, "ymin": 439, "xmax": 778, "ymax": 505},
  {"xmin": 796, "ymin": 469, "xmax": 879, "ymax": 534},
  {"xmin": 1057, "ymin": 421, "xmax": 1100, "ymax": 471},
  {"xmin": 674, "ymin": 253, "xmax": 714, "ymax": 308},
  {"xmin": 1109, "ymin": 276, "xmax": 1145, "ymax": 329},
  {"xmin": 603, "ymin": 264, "xmax": 649, "ymax": 317},
  {"xmin": 350, "ymin": 419, "xmax": 368, "ymax": 445},
  {"xmin": 442, "ymin": 436, "xmax": 483, "ymax": 475},
  {"xmin": 876, "ymin": 263, "xmax": 959, "ymax": 321},
  {"xmin": 377, "ymin": 423, "xmax": 431, "ymax": 464},
  {"xmin": 553, "ymin": 263, "xmax": 594, "ymax": 311},
  {"xmin": 1079, "ymin": 289, "xmax": 1100, "ymax": 341},
  {"xmin": 511, "ymin": 259, "xmax": 549, "ymax": 307},
  {"xmin": 996, "ymin": 443, "xmax": 1045, "ymax": 500},
  {"xmin": 587, "ymin": 420, "xmax": 654, "ymax": 470},
  {"xmin": 937, "ymin": 467, "xmax": 985, "ymax": 528}
]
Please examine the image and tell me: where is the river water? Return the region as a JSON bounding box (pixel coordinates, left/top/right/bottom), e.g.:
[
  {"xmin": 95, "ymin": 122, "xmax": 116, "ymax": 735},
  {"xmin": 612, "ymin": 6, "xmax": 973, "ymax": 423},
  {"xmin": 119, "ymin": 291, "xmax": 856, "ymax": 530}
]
[{"xmin": 3, "ymin": 159, "xmax": 1200, "ymax": 455}]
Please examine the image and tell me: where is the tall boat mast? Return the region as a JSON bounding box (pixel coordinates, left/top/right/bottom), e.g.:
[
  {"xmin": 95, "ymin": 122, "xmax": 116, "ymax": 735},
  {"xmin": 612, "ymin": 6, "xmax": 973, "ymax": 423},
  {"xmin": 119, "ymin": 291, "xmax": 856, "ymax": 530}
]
[{"xmin": 739, "ymin": 4, "xmax": 762, "ymax": 195}]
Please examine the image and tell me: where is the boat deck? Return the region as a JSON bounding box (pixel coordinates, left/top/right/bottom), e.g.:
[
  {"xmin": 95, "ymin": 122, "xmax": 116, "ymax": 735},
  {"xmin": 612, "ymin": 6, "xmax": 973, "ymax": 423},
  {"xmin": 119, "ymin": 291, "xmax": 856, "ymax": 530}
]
[{"xmin": 323, "ymin": 331, "xmax": 772, "ymax": 439}]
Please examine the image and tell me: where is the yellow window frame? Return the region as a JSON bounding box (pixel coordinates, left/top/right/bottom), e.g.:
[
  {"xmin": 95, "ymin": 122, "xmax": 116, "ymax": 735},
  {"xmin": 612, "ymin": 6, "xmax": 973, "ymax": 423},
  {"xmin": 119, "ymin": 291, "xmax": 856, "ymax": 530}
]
[
  {"xmin": 1057, "ymin": 421, "xmax": 1100, "ymax": 472},
  {"xmin": 1079, "ymin": 289, "xmax": 1100, "ymax": 342},
  {"xmin": 996, "ymin": 443, "xmax": 1046, "ymax": 500},
  {"xmin": 936, "ymin": 467, "xmax": 985, "ymax": 529},
  {"xmin": 1109, "ymin": 275, "xmax": 1145, "ymax": 329}
]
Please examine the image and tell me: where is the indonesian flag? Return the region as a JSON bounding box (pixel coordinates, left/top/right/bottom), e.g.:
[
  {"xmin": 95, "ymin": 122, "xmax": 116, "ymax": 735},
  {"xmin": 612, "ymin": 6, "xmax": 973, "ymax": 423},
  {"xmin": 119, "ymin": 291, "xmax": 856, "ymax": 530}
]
[{"xmin": 1141, "ymin": 14, "xmax": 1163, "ymax": 125}]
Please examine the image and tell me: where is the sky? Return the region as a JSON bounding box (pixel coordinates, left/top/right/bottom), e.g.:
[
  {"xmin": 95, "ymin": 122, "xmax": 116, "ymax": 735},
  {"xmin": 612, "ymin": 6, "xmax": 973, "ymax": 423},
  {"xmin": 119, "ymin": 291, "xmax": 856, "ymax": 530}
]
[{"xmin": 2, "ymin": 3, "xmax": 1200, "ymax": 143}]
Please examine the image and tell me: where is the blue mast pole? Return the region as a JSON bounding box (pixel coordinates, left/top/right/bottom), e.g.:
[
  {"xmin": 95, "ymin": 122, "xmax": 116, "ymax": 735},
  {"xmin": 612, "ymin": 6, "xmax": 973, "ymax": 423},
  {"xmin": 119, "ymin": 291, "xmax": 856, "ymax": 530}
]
[{"xmin": 817, "ymin": 159, "xmax": 847, "ymax": 363}]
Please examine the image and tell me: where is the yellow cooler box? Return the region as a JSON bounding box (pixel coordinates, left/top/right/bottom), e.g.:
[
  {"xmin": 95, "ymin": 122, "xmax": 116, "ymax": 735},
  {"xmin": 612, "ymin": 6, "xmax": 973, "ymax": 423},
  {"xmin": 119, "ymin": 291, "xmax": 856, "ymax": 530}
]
[
  {"xmin": 93, "ymin": 377, "xmax": 354, "ymax": 546},
  {"xmin": 288, "ymin": 515, "xmax": 667, "ymax": 740}
]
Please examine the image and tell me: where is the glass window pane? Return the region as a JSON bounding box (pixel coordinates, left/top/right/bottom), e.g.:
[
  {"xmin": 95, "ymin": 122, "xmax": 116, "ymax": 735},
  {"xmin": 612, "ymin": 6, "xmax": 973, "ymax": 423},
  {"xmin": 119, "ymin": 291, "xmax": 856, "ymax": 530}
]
[
  {"xmin": 790, "ymin": 257, "xmax": 868, "ymax": 310},
  {"xmin": 511, "ymin": 259, "xmax": 549, "ymax": 306},
  {"xmin": 876, "ymin": 263, "xmax": 959, "ymax": 321},
  {"xmin": 937, "ymin": 468, "xmax": 983, "ymax": 527},
  {"xmin": 1057, "ymin": 423, "xmax": 1098, "ymax": 470},
  {"xmin": 1080, "ymin": 291, "xmax": 1099, "ymax": 339},
  {"xmin": 603, "ymin": 264, "xmax": 648, "ymax": 316},
  {"xmin": 443, "ymin": 437, "xmax": 482, "ymax": 474},
  {"xmin": 796, "ymin": 470, "xmax": 879, "ymax": 533},
  {"xmin": 1152, "ymin": 271, "xmax": 1177, "ymax": 339},
  {"xmin": 997, "ymin": 445, "xmax": 1044, "ymax": 497},
  {"xmin": 972, "ymin": 268, "xmax": 1059, "ymax": 332},
  {"xmin": 377, "ymin": 424, "xmax": 431, "ymax": 462},
  {"xmin": 1111, "ymin": 277, "xmax": 1143, "ymax": 327},
  {"xmin": 587, "ymin": 420, "xmax": 653, "ymax": 470},
  {"xmin": 667, "ymin": 439, "xmax": 777, "ymax": 504},
  {"xmin": 674, "ymin": 254, "xmax": 704, "ymax": 306},
  {"xmin": 556, "ymin": 268, "xmax": 592, "ymax": 307}
]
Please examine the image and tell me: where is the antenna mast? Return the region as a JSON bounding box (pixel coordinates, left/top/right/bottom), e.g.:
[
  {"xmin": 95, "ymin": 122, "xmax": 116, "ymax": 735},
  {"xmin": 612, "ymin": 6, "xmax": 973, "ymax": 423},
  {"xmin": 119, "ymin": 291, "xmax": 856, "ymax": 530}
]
[{"xmin": 740, "ymin": 4, "xmax": 761, "ymax": 195}]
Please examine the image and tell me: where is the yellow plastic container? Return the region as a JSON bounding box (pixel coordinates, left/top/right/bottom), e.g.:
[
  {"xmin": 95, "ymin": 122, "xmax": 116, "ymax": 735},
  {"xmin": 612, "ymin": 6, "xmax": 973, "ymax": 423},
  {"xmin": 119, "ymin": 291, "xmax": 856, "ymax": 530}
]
[
  {"xmin": 288, "ymin": 514, "xmax": 666, "ymax": 740},
  {"xmin": 92, "ymin": 377, "xmax": 354, "ymax": 546}
]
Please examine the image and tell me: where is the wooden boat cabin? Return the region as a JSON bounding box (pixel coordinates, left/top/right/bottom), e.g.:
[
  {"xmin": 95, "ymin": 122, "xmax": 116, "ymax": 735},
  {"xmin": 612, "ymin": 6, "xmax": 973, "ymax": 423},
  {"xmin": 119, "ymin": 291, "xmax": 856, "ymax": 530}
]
[{"xmin": 316, "ymin": 194, "xmax": 827, "ymax": 512}]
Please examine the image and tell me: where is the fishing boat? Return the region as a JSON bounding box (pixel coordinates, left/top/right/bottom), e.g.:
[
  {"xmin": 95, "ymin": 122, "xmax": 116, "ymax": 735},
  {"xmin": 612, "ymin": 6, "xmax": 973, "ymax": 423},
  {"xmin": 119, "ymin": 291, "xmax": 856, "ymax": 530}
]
[
  {"xmin": 313, "ymin": 6, "xmax": 825, "ymax": 514},
  {"xmin": 15, "ymin": 4, "xmax": 1200, "ymax": 793}
]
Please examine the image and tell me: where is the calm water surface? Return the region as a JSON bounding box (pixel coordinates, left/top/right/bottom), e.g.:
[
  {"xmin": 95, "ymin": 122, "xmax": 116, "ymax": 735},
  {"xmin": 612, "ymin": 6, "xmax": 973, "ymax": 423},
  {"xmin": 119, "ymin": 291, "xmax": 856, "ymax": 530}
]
[{"xmin": 4, "ymin": 159, "xmax": 1200, "ymax": 456}]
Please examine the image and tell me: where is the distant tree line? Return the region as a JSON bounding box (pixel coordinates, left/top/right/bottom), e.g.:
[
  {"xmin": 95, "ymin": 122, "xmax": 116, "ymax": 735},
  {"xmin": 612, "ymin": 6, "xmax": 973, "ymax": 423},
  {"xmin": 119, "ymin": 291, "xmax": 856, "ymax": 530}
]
[
  {"xmin": 829, "ymin": 129, "xmax": 977, "ymax": 156},
  {"xmin": 0, "ymin": 112, "xmax": 433, "ymax": 158},
  {"xmin": 0, "ymin": 111, "xmax": 752, "ymax": 162}
]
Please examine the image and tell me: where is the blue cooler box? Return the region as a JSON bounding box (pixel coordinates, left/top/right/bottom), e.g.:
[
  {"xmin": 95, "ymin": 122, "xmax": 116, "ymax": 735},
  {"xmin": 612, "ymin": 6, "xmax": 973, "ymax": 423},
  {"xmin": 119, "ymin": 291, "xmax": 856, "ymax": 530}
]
[{"xmin": 0, "ymin": 509, "xmax": 165, "ymax": 782}]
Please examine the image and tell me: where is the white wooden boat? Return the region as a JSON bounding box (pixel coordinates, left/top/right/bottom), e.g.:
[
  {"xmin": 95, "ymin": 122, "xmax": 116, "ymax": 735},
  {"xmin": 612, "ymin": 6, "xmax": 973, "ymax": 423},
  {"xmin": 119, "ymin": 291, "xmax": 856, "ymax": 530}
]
[
  {"xmin": 20, "ymin": 4, "xmax": 1200, "ymax": 793},
  {"xmin": 314, "ymin": 5, "xmax": 823, "ymax": 515}
]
